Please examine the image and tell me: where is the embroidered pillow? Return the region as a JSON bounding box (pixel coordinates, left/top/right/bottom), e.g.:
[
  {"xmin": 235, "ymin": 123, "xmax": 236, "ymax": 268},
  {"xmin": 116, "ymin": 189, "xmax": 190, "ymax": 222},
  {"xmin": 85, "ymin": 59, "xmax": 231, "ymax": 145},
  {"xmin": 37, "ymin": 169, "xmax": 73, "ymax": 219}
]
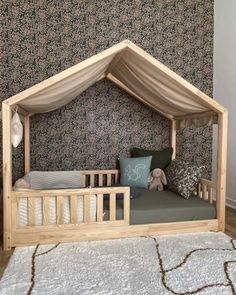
[
  {"xmin": 120, "ymin": 156, "xmax": 152, "ymax": 189},
  {"xmin": 165, "ymin": 160, "xmax": 205, "ymax": 199}
]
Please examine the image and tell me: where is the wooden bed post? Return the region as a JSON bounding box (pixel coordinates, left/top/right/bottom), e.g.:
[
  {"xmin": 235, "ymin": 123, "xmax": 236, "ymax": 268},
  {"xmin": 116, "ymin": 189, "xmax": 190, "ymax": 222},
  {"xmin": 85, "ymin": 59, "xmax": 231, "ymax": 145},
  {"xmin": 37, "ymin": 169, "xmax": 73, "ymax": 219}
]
[
  {"xmin": 216, "ymin": 111, "xmax": 228, "ymax": 231},
  {"xmin": 170, "ymin": 120, "xmax": 176, "ymax": 159},
  {"xmin": 2, "ymin": 102, "xmax": 13, "ymax": 250},
  {"xmin": 24, "ymin": 115, "xmax": 30, "ymax": 173}
]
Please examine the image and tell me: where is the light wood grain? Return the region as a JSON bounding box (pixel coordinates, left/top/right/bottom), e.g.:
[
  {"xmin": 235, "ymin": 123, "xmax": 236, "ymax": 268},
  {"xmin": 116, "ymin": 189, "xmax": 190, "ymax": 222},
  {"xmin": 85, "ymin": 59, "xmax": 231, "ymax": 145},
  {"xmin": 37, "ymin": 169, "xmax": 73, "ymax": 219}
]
[
  {"xmin": 80, "ymin": 170, "xmax": 119, "ymax": 187},
  {"xmin": 70, "ymin": 195, "xmax": 78, "ymax": 224},
  {"xmin": 197, "ymin": 179, "xmax": 216, "ymax": 203},
  {"xmin": 99, "ymin": 174, "xmax": 103, "ymax": 187},
  {"xmin": 11, "ymin": 196, "xmax": 18, "ymax": 231},
  {"xmin": 107, "ymin": 174, "xmax": 112, "ymax": 186},
  {"xmin": 203, "ymin": 185, "xmax": 208, "ymax": 200},
  {"xmin": 96, "ymin": 194, "xmax": 104, "ymax": 222},
  {"xmin": 2, "ymin": 103, "xmax": 12, "ymax": 250},
  {"xmin": 109, "ymin": 193, "xmax": 116, "ymax": 221},
  {"xmin": 216, "ymin": 111, "xmax": 228, "ymax": 231},
  {"xmin": 83, "ymin": 195, "xmax": 90, "ymax": 223},
  {"xmin": 200, "ymin": 178, "xmax": 216, "ymax": 188},
  {"xmin": 56, "ymin": 196, "xmax": 64, "ymax": 225},
  {"xmin": 43, "ymin": 197, "xmax": 50, "ymax": 226},
  {"xmin": 28, "ymin": 198, "xmax": 35, "ymax": 226},
  {"xmin": 209, "ymin": 188, "xmax": 213, "ymax": 204},
  {"xmin": 115, "ymin": 173, "xmax": 119, "ymax": 184},
  {"xmin": 10, "ymin": 219, "xmax": 218, "ymax": 247},
  {"xmin": 123, "ymin": 188, "xmax": 130, "ymax": 224},
  {"xmin": 197, "ymin": 183, "xmax": 202, "ymax": 198},
  {"xmin": 90, "ymin": 175, "xmax": 95, "ymax": 187},
  {"xmin": 12, "ymin": 186, "xmax": 129, "ymax": 197}
]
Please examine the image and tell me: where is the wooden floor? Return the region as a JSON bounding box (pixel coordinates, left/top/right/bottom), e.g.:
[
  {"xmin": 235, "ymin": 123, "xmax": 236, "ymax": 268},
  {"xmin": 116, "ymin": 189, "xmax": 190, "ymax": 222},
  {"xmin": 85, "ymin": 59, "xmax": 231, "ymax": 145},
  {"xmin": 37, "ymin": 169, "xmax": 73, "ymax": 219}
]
[
  {"xmin": 0, "ymin": 207, "xmax": 236, "ymax": 279},
  {"xmin": 225, "ymin": 206, "xmax": 236, "ymax": 239}
]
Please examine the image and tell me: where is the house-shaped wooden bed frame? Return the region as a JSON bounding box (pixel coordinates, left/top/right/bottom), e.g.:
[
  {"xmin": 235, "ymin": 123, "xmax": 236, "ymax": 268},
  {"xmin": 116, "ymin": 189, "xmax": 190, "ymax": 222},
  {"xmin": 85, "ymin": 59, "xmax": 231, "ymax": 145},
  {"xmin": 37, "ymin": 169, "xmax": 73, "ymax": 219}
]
[{"xmin": 2, "ymin": 40, "xmax": 228, "ymax": 250}]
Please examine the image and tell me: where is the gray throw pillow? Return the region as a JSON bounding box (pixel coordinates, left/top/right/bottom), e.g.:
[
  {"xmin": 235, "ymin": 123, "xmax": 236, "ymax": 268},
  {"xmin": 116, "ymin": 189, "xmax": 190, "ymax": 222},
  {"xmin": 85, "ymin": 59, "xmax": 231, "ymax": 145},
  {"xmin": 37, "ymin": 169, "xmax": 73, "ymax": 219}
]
[
  {"xmin": 165, "ymin": 159, "xmax": 205, "ymax": 199},
  {"xmin": 120, "ymin": 156, "xmax": 152, "ymax": 189}
]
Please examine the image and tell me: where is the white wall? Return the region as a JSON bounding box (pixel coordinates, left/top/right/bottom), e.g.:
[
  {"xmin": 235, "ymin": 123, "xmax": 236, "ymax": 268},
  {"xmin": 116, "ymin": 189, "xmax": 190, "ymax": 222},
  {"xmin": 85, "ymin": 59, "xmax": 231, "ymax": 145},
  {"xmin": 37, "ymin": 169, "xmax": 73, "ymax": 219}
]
[{"xmin": 214, "ymin": 0, "xmax": 236, "ymax": 207}]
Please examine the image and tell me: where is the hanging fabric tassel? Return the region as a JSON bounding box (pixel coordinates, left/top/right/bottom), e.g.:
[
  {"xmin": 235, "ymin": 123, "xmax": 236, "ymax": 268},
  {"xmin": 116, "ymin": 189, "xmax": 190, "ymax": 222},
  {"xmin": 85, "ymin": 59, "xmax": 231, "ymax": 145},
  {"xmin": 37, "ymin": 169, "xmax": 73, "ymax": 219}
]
[{"xmin": 11, "ymin": 109, "xmax": 23, "ymax": 148}]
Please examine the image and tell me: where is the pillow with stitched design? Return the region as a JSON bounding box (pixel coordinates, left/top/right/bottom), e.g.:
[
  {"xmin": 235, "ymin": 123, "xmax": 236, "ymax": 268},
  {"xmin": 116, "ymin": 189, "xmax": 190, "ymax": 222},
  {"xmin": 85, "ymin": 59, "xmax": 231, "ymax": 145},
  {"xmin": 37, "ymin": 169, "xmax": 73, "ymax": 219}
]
[{"xmin": 119, "ymin": 156, "xmax": 152, "ymax": 189}]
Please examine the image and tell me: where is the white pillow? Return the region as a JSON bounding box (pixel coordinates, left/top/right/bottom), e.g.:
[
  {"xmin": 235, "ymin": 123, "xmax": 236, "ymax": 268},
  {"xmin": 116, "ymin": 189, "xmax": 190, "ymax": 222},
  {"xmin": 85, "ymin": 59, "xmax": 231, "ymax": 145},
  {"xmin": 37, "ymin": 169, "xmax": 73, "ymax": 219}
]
[
  {"xmin": 14, "ymin": 178, "xmax": 31, "ymax": 190},
  {"xmin": 11, "ymin": 112, "xmax": 23, "ymax": 148}
]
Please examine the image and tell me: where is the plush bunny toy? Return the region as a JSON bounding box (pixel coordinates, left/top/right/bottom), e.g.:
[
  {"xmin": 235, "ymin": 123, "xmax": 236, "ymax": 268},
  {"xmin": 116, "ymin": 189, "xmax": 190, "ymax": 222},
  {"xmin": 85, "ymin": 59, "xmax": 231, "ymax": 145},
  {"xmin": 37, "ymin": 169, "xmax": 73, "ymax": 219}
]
[{"xmin": 148, "ymin": 168, "xmax": 167, "ymax": 191}]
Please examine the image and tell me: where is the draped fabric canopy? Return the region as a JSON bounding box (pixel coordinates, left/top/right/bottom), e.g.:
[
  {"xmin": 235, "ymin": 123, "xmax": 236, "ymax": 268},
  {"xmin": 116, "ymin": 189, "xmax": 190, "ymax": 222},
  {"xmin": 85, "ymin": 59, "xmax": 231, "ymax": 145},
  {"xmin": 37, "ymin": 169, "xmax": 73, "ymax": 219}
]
[{"xmin": 5, "ymin": 40, "xmax": 225, "ymax": 128}]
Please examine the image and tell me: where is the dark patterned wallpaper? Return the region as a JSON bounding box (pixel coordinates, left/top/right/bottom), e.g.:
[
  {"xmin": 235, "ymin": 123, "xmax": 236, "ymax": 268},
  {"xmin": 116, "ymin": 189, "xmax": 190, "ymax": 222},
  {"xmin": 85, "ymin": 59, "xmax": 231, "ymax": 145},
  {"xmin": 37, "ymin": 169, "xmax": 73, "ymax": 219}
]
[{"xmin": 0, "ymin": 0, "xmax": 214, "ymax": 181}]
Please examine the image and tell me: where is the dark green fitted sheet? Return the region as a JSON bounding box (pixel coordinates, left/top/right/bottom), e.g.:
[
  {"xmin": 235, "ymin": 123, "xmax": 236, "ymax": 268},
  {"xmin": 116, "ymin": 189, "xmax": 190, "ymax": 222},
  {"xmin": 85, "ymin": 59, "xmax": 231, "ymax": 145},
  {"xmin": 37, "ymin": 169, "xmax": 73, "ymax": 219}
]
[{"xmin": 104, "ymin": 188, "xmax": 216, "ymax": 224}]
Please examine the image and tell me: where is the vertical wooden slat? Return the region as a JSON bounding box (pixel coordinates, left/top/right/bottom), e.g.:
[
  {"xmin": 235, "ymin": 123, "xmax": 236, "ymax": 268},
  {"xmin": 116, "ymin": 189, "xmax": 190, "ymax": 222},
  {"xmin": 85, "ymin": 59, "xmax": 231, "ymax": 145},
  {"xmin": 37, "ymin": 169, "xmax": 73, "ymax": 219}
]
[
  {"xmin": 2, "ymin": 103, "xmax": 12, "ymax": 250},
  {"xmin": 109, "ymin": 193, "xmax": 116, "ymax": 221},
  {"xmin": 197, "ymin": 183, "xmax": 202, "ymax": 198},
  {"xmin": 203, "ymin": 185, "xmax": 208, "ymax": 200},
  {"xmin": 97, "ymin": 194, "xmax": 104, "ymax": 222},
  {"xmin": 209, "ymin": 187, "xmax": 213, "ymax": 204},
  {"xmin": 24, "ymin": 115, "xmax": 30, "ymax": 173},
  {"xmin": 43, "ymin": 197, "xmax": 50, "ymax": 226},
  {"xmin": 123, "ymin": 189, "xmax": 130, "ymax": 224},
  {"xmin": 28, "ymin": 197, "xmax": 35, "ymax": 226},
  {"xmin": 90, "ymin": 174, "xmax": 95, "ymax": 187},
  {"xmin": 217, "ymin": 112, "xmax": 228, "ymax": 231},
  {"xmin": 70, "ymin": 195, "xmax": 77, "ymax": 224},
  {"xmin": 107, "ymin": 174, "xmax": 112, "ymax": 186},
  {"xmin": 11, "ymin": 196, "xmax": 18, "ymax": 230},
  {"xmin": 56, "ymin": 196, "xmax": 64, "ymax": 224},
  {"xmin": 83, "ymin": 195, "xmax": 90, "ymax": 223},
  {"xmin": 170, "ymin": 120, "xmax": 176, "ymax": 159},
  {"xmin": 114, "ymin": 172, "xmax": 118, "ymax": 184},
  {"xmin": 99, "ymin": 174, "xmax": 103, "ymax": 187}
]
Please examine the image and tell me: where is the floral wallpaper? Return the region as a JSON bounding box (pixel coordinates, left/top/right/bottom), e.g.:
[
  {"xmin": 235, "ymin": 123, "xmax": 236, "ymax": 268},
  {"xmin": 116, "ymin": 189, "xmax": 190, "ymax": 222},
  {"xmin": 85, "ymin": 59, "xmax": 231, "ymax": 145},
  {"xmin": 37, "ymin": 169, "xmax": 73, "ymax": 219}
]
[{"xmin": 0, "ymin": 0, "xmax": 214, "ymax": 182}]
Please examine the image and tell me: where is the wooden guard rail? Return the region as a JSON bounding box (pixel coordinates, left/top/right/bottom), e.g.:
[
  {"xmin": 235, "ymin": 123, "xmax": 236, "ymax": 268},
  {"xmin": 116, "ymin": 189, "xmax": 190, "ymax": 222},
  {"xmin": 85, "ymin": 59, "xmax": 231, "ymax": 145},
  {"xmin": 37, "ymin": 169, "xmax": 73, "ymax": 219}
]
[
  {"xmin": 12, "ymin": 186, "xmax": 130, "ymax": 228},
  {"xmin": 81, "ymin": 170, "xmax": 119, "ymax": 187},
  {"xmin": 197, "ymin": 178, "xmax": 216, "ymax": 204}
]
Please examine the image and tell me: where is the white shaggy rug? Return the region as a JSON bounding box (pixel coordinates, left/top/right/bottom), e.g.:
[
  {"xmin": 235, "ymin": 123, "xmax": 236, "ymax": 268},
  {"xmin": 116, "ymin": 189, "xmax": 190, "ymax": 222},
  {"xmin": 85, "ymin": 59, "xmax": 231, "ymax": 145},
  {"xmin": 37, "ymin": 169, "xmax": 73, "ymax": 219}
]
[{"xmin": 1, "ymin": 232, "xmax": 236, "ymax": 295}]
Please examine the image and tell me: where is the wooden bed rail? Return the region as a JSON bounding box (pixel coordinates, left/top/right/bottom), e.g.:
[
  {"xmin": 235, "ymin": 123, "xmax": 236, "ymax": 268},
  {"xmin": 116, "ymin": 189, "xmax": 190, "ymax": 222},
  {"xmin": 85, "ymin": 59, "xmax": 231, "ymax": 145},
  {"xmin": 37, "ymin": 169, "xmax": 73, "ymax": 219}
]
[
  {"xmin": 197, "ymin": 178, "xmax": 216, "ymax": 204},
  {"xmin": 80, "ymin": 169, "xmax": 119, "ymax": 187},
  {"xmin": 6, "ymin": 172, "xmax": 218, "ymax": 250},
  {"xmin": 12, "ymin": 187, "xmax": 130, "ymax": 229}
]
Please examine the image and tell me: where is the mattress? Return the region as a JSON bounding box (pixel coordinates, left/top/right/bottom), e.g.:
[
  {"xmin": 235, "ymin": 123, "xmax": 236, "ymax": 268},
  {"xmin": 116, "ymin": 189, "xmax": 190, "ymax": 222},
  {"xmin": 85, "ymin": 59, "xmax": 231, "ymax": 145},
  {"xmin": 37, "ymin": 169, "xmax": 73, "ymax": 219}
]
[{"xmin": 103, "ymin": 188, "xmax": 216, "ymax": 224}]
